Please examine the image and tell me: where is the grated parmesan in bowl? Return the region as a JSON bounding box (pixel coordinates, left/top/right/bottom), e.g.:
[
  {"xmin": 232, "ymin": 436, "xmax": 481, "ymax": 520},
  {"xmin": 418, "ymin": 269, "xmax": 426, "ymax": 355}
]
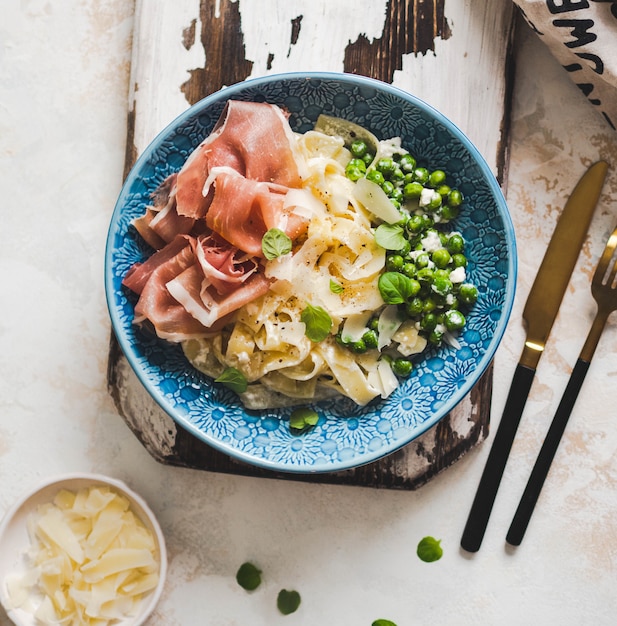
[{"xmin": 0, "ymin": 474, "xmax": 167, "ymax": 626}]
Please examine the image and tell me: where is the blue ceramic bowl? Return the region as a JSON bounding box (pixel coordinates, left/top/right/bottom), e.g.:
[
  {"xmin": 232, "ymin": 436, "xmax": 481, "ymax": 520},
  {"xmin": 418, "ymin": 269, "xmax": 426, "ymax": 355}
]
[{"xmin": 105, "ymin": 72, "xmax": 516, "ymax": 473}]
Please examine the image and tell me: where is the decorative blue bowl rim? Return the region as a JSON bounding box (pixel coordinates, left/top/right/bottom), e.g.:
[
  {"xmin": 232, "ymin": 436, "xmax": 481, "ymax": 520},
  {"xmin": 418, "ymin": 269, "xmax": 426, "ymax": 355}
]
[{"xmin": 105, "ymin": 71, "xmax": 517, "ymax": 474}]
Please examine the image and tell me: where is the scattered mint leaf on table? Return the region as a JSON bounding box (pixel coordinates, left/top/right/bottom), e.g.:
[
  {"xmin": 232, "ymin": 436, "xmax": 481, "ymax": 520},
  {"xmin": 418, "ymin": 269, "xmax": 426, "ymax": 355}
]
[
  {"xmin": 215, "ymin": 367, "xmax": 248, "ymax": 394},
  {"xmin": 262, "ymin": 228, "xmax": 292, "ymax": 260},
  {"xmin": 277, "ymin": 589, "xmax": 301, "ymax": 615},
  {"xmin": 416, "ymin": 536, "xmax": 443, "ymax": 562},
  {"xmin": 235, "ymin": 562, "xmax": 262, "ymax": 591}
]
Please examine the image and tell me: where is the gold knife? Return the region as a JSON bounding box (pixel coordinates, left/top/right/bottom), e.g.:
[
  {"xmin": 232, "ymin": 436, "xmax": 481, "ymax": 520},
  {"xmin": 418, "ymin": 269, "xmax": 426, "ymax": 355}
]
[{"xmin": 460, "ymin": 160, "xmax": 608, "ymax": 553}]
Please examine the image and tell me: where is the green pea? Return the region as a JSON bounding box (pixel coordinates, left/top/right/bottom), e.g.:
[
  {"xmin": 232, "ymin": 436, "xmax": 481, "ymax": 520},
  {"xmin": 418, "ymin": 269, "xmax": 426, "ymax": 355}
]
[
  {"xmin": 399, "ymin": 240, "xmax": 412, "ymax": 256},
  {"xmin": 350, "ymin": 339, "xmax": 367, "ymax": 353},
  {"xmin": 440, "ymin": 204, "xmax": 460, "ymax": 221},
  {"xmin": 421, "ymin": 214, "xmax": 434, "ymax": 229},
  {"xmin": 415, "ymin": 253, "xmax": 430, "ymax": 269},
  {"xmin": 390, "ymin": 187, "xmax": 404, "ymax": 203},
  {"xmin": 452, "ymin": 253, "xmax": 467, "ymax": 268},
  {"xmin": 403, "ymin": 181, "xmax": 424, "ymax": 199},
  {"xmin": 447, "ymin": 233, "xmax": 465, "ymax": 254},
  {"xmin": 382, "ymin": 180, "xmax": 395, "ymax": 196},
  {"xmin": 433, "ymin": 268, "xmax": 450, "ymax": 280},
  {"xmin": 413, "ymin": 167, "xmax": 430, "ymax": 185},
  {"xmin": 350, "ymin": 140, "xmax": 368, "ymax": 158},
  {"xmin": 417, "ymin": 267, "xmax": 434, "ymax": 285},
  {"xmin": 432, "ymin": 276, "xmax": 453, "ymax": 297},
  {"xmin": 386, "ymin": 254, "xmax": 404, "ymax": 271},
  {"xmin": 366, "ymin": 169, "xmax": 385, "ymax": 186},
  {"xmin": 362, "ymin": 329, "xmax": 379, "ymax": 349},
  {"xmin": 376, "ymin": 158, "xmax": 396, "ymax": 178},
  {"xmin": 432, "ymin": 248, "xmax": 451, "ymax": 269},
  {"xmin": 448, "ymin": 189, "xmax": 464, "ymax": 207},
  {"xmin": 345, "ymin": 158, "xmax": 366, "ymax": 181},
  {"xmin": 459, "ymin": 283, "xmax": 479, "ymax": 306},
  {"xmin": 406, "ymin": 297, "xmax": 424, "ymax": 316},
  {"xmin": 420, "ymin": 312, "xmax": 438, "ymax": 331},
  {"xmin": 391, "ymin": 167, "xmax": 404, "ymax": 183},
  {"xmin": 403, "ymin": 262, "xmax": 417, "ymax": 278},
  {"xmin": 422, "ymin": 297, "xmax": 438, "ymax": 313},
  {"xmin": 362, "ymin": 152, "xmax": 374, "ymax": 165},
  {"xmin": 392, "ymin": 358, "xmax": 413, "ymax": 377},
  {"xmin": 436, "ymin": 184, "xmax": 452, "ymax": 198},
  {"xmin": 407, "ymin": 278, "xmax": 422, "ymax": 297},
  {"xmin": 444, "ymin": 309, "xmax": 466, "ymax": 331},
  {"xmin": 407, "ymin": 215, "xmax": 424, "ymax": 233},
  {"xmin": 369, "ymin": 317, "xmax": 380, "ymax": 331},
  {"xmin": 428, "ymin": 169, "xmax": 447, "ymax": 188},
  {"xmin": 399, "ymin": 154, "xmax": 417, "ymax": 173},
  {"xmin": 428, "ymin": 328, "xmax": 444, "ymax": 345},
  {"xmin": 425, "ymin": 192, "xmax": 442, "ymax": 211}
]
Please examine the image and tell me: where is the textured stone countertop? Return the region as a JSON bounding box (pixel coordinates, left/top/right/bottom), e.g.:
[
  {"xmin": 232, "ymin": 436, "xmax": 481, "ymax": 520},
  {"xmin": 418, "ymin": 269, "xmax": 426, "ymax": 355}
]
[{"xmin": 1, "ymin": 2, "xmax": 616, "ymax": 625}]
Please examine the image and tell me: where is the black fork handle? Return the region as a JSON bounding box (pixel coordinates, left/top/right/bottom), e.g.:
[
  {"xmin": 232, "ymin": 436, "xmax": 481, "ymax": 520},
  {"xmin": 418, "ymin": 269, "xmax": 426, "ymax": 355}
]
[
  {"xmin": 506, "ymin": 357, "xmax": 590, "ymax": 546},
  {"xmin": 461, "ymin": 363, "xmax": 536, "ymax": 553}
]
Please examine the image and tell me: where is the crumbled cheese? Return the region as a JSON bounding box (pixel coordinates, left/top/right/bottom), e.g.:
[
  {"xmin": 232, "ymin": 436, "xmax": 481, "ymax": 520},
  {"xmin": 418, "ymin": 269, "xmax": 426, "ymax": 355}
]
[
  {"xmin": 419, "ymin": 188, "xmax": 440, "ymax": 208},
  {"xmin": 420, "ymin": 230, "xmax": 442, "ymax": 252},
  {"xmin": 450, "ymin": 266, "xmax": 467, "ymax": 283},
  {"xmin": 6, "ymin": 486, "xmax": 160, "ymax": 625}
]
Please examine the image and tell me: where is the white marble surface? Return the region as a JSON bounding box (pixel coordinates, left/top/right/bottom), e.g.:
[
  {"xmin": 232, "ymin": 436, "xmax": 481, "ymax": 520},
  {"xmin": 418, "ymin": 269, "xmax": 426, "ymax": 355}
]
[{"xmin": 1, "ymin": 2, "xmax": 616, "ymax": 625}]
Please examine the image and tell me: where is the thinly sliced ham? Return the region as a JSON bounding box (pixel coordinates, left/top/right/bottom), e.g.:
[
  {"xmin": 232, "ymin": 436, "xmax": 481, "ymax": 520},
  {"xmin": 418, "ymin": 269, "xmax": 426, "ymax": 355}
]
[
  {"xmin": 124, "ymin": 100, "xmax": 309, "ymax": 338},
  {"xmin": 124, "ymin": 233, "xmax": 270, "ymax": 340},
  {"xmin": 175, "ymin": 100, "xmax": 304, "ymax": 219},
  {"xmin": 167, "ymin": 270, "xmax": 271, "ymax": 330},
  {"xmin": 206, "ymin": 171, "xmax": 308, "ymax": 257}
]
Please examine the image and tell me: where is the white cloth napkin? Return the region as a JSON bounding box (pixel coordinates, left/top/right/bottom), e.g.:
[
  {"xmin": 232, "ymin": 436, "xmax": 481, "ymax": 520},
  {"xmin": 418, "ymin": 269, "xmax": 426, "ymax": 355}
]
[{"xmin": 513, "ymin": 0, "xmax": 617, "ymax": 131}]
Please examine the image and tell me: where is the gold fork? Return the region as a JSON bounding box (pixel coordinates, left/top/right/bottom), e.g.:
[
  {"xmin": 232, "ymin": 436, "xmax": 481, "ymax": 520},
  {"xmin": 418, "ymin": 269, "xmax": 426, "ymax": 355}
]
[{"xmin": 506, "ymin": 225, "xmax": 617, "ymax": 546}]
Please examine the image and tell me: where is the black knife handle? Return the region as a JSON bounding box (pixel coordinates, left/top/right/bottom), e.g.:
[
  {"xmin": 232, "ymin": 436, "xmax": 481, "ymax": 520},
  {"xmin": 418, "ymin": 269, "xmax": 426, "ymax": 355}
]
[
  {"xmin": 461, "ymin": 363, "xmax": 536, "ymax": 552},
  {"xmin": 506, "ymin": 358, "xmax": 590, "ymax": 546}
]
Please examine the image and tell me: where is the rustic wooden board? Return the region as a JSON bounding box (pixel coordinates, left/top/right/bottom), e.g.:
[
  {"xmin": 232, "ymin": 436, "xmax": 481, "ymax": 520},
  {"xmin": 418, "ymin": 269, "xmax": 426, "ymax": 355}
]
[{"xmin": 107, "ymin": 0, "xmax": 516, "ymax": 489}]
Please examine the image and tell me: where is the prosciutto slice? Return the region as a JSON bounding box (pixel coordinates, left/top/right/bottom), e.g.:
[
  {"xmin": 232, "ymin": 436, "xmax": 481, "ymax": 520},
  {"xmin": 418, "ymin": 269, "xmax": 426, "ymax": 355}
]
[
  {"xmin": 175, "ymin": 100, "xmax": 303, "ymax": 219},
  {"xmin": 124, "ymin": 233, "xmax": 269, "ymax": 341},
  {"xmin": 123, "ymin": 100, "xmax": 308, "ymax": 338},
  {"xmin": 206, "ymin": 171, "xmax": 308, "ymax": 257}
]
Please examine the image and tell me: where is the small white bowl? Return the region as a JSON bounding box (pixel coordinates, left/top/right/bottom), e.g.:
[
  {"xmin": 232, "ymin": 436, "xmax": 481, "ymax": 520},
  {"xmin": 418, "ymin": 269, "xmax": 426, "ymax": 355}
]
[{"xmin": 0, "ymin": 473, "xmax": 167, "ymax": 626}]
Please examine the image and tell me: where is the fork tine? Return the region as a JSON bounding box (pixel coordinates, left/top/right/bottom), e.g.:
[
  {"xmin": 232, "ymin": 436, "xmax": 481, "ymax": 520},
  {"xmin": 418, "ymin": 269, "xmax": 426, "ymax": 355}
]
[
  {"xmin": 594, "ymin": 229, "xmax": 617, "ymax": 285},
  {"xmin": 608, "ymin": 254, "xmax": 617, "ymax": 288}
]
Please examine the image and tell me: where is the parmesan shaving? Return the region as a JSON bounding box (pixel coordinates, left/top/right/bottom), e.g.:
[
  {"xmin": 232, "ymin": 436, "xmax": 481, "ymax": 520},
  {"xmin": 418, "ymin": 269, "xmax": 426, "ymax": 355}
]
[{"xmin": 6, "ymin": 485, "xmax": 160, "ymax": 625}]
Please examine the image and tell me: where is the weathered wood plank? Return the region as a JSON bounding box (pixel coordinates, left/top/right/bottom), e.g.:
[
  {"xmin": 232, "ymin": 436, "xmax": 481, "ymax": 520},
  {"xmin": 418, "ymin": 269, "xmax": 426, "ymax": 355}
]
[{"xmin": 108, "ymin": 0, "xmax": 516, "ymax": 489}]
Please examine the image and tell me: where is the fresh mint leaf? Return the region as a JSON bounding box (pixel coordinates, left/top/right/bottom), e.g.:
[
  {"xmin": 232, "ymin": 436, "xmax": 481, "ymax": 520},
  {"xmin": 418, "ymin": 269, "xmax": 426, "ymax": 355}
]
[
  {"xmin": 214, "ymin": 367, "xmax": 248, "ymax": 394},
  {"xmin": 300, "ymin": 302, "xmax": 332, "ymax": 342},
  {"xmin": 374, "ymin": 223, "xmax": 407, "ymax": 251},
  {"xmin": 236, "ymin": 562, "xmax": 262, "ymax": 591},
  {"xmin": 262, "ymin": 228, "xmax": 292, "ymax": 260},
  {"xmin": 372, "ymin": 620, "xmax": 398, "ymax": 626},
  {"xmin": 289, "ymin": 408, "xmax": 319, "ymax": 435},
  {"xmin": 378, "ymin": 271, "xmax": 414, "ymax": 304},
  {"xmin": 416, "ymin": 536, "xmax": 443, "ymax": 562},
  {"xmin": 329, "ymin": 279, "xmax": 344, "ymax": 294},
  {"xmin": 277, "ymin": 589, "xmax": 301, "ymax": 615}
]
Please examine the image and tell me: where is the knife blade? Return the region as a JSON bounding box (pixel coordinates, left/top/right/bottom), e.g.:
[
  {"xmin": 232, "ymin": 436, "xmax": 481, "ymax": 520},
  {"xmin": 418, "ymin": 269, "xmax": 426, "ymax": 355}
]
[{"xmin": 460, "ymin": 160, "xmax": 608, "ymax": 553}]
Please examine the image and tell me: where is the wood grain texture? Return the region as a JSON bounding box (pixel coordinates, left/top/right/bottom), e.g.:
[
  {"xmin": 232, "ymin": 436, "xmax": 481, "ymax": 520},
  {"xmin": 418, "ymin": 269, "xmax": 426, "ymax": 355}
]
[{"xmin": 108, "ymin": 0, "xmax": 515, "ymax": 489}]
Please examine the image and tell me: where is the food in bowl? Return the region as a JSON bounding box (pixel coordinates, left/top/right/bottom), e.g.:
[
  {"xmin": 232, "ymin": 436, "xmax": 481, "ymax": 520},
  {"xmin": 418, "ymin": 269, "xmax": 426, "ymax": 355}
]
[
  {"xmin": 105, "ymin": 72, "xmax": 516, "ymax": 473},
  {"xmin": 0, "ymin": 475, "xmax": 166, "ymax": 626},
  {"xmin": 122, "ymin": 99, "xmax": 478, "ymax": 410}
]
